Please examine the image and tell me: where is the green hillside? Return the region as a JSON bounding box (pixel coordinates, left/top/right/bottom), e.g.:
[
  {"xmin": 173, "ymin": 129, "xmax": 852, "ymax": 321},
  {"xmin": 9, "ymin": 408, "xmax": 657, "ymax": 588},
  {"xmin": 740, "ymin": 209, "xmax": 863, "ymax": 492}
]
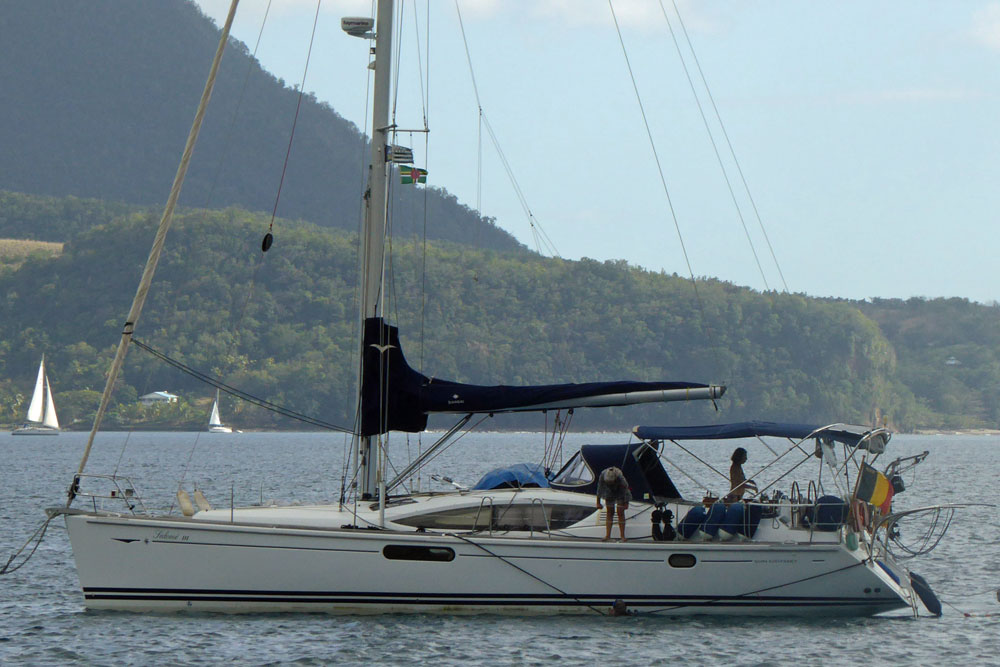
[
  {"xmin": 0, "ymin": 0, "xmax": 522, "ymax": 253},
  {"xmin": 3, "ymin": 4, "xmax": 995, "ymax": 433},
  {"xmin": 1, "ymin": 192, "xmax": 960, "ymax": 432},
  {"xmin": 857, "ymin": 297, "xmax": 1000, "ymax": 430}
]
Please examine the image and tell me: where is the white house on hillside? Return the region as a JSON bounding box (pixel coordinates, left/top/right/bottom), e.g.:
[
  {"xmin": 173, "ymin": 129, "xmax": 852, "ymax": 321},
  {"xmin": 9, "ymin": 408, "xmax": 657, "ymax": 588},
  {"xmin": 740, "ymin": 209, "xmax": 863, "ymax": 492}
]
[{"xmin": 139, "ymin": 391, "xmax": 179, "ymax": 406}]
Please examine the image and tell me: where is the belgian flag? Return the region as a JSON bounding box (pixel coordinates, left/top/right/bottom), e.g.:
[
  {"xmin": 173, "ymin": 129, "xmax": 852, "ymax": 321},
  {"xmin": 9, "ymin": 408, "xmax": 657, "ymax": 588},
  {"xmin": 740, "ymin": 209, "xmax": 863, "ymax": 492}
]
[{"xmin": 855, "ymin": 463, "xmax": 894, "ymax": 514}]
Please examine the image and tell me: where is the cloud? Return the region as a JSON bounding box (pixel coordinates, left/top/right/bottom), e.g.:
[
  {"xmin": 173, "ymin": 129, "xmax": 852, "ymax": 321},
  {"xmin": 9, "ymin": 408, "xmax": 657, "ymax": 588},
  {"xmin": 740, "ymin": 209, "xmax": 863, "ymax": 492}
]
[{"xmin": 971, "ymin": 2, "xmax": 1000, "ymax": 50}]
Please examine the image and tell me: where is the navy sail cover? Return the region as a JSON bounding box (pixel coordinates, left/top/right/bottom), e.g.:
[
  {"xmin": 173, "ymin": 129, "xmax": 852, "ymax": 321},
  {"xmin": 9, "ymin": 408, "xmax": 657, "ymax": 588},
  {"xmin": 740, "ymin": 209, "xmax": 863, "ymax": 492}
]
[
  {"xmin": 633, "ymin": 421, "xmax": 886, "ymax": 448},
  {"xmin": 361, "ymin": 318, "xmax": 720, "ymax": 436}
]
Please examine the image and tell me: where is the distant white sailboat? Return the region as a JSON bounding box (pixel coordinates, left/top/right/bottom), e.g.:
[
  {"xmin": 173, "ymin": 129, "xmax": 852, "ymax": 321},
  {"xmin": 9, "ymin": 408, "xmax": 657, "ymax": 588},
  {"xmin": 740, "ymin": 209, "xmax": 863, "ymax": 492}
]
[
  {"xmin": 12, "ymin": 356, "xmax": 60, "ymax": 436},
  {"xmin": 207, "ymin": 390, "xmax": 233, "ymax": 433}
]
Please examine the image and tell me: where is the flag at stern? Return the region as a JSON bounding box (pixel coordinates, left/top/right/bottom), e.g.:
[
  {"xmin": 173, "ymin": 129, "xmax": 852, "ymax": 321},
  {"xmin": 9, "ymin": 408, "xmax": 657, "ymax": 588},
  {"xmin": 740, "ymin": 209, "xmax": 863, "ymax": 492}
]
[{"xmin": 855, "ymin": 463, "xmax": 894, "ymax": 514}]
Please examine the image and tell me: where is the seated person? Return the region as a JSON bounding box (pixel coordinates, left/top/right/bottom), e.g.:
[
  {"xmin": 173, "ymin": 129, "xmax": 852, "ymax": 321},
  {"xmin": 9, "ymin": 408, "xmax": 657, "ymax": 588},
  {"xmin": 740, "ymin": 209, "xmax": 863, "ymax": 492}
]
[{"xmin": 726, "ymin": 447, "xmax": 757, "ymax": 502}]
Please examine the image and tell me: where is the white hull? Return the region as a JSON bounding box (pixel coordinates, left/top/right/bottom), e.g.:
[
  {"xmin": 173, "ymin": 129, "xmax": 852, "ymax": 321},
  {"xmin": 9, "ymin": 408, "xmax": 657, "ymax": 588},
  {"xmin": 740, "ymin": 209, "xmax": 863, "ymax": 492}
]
[
  {"xmin": 207, "ymin": 425, "xmax": 233, "ymax": 433},
  {"xmin": 61, "ymin": 503, "xmax": 911, "ymax": 616},
  {"xmin": 12, "ymin": 425, "xmax": 59, "ymax": 436}
]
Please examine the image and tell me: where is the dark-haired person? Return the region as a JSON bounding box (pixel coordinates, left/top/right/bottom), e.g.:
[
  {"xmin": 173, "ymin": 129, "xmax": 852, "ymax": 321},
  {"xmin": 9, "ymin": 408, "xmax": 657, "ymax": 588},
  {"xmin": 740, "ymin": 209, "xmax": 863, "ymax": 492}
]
[{"xmin": 727, "ymin": 447, "xmax": 757, "ymax": 502}]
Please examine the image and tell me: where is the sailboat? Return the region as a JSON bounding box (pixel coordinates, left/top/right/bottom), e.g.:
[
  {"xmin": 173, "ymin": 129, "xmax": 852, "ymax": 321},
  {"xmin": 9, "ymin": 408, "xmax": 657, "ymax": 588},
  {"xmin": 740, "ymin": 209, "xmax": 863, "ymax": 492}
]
[
  {"xmin": 12, "ymin": 355, "xmax": 60, "ymax": 436},
  {"xmin": 207, "ymin": 390, "xmax": 233, "ymax": 433},
  {"xmin": 50, "ymin": 0, "xmax": 956, "ymax": 616}
]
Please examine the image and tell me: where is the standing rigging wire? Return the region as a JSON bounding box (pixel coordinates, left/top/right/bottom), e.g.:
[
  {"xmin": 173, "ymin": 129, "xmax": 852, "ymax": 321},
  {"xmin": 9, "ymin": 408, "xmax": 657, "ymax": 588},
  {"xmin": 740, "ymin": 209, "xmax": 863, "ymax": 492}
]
[
  {"xmin": 267, "ymin": 0, "xmax": 323, "ymax": 239},
  {"xmin": 478, "ymin": 114, "xmax": 560, "ymax": 257},
  {"xmin": 451, "ymin": 0, "xmax": 485, "ymax": 275},
  {"xmin": 130, "ymin": 338, "xmax": 353, "ymax": 432},
  {"xmin": 363, "ymin": 0, "xmax": 433, "ymax": 498},
  {"xmin": 385, "ymin": 0, "xmax": 412, "ymax": 331},
  {"xmin": 451, "ymin": 2, "xmax": 483, "ymax": 241},
  {"xmin": 73, "ymin": 0, "xmax": 241, "ymax": 486},
  {"xmin": 185, "ymin": 6, "xmax": 274, "ymax": 472},
  {"xmin": 112, "ymin": 431, "xmax": 134, "ymax": 478},
  {"xmin": 415, "ymin": 0, "xmax": 432, "ymax": 472},
  {"xmin": 666, "ymin": 0, "xmax": 789, "ymax": 293},
  {"xmin": 168, "ymin": 433, "xmax": 204, "ymax": 516},
  {"xmin": 377, "ymin": 0, "xmax": 410, "ymax": 496},
  {"xmin": 656, "ymin": 1, "xmax": 770, "ymax": 293},
  {"xmin": 141, "ymin": 0, "xmax": 325, "ymax": 442},
  {"xmin": 417, "ymin": 0, "xmax": 432, "ymax": 377},
  {"xmin": 202, "ymin": 0, "xmax": 275, "ymax": 211},
  {"xmin": 453, "ymin": 2, "xmax": 559, "ymax": 259},
  {"xmin": 383, "ymin": 0, "xmax": 442, "ymax": 494},
  {"xmin": 232, "ymin": 0, "xmax": 324, "ymax": 335},
  {"xmin": 219, "ymin": 0, "xmax": 280, "ymax": 337},
  {"xmin": 606, "ymin": 0, "xmax": 723, "ymax": 378},
  {"xmin": 227, "ymin": 1, "xmax": 363, "ymax": 505},
  {"xmin": 542, "ymin": 409, "xmax": 573, "ymax": 474}
]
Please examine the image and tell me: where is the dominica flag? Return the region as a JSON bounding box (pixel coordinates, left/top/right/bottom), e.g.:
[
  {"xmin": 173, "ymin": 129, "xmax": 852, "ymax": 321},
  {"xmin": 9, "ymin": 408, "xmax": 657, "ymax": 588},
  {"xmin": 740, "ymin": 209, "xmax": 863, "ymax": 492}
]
[
  {"xmin": 401, "ymin": 166, "xmax": 428, "ymax": 184},
  {"xmin": 855, "ymin": 463, "xmax": 894, "ymax": 514}
]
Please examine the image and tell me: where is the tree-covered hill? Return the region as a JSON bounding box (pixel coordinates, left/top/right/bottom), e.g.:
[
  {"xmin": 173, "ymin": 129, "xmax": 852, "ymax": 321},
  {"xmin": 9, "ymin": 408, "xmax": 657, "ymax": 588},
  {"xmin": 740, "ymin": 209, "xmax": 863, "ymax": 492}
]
[
  {"xmin": 1, "ymin": 192, "xmax": 962, "ymax": 432},
  {"xmin": 856, "ymin": 297, "xmax": 1000, "ymax": 430},
  {"xmin": 0, "ymin": 0, "xmax": 521, "ymax": 252}
]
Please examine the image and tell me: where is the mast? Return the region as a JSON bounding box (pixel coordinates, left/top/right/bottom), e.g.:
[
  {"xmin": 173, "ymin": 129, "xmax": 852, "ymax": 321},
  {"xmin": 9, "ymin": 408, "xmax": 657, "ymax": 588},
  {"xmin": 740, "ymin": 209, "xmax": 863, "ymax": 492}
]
[{"xmin": 349, "ymin": 0, "xmax": 394, "ymax": 500}]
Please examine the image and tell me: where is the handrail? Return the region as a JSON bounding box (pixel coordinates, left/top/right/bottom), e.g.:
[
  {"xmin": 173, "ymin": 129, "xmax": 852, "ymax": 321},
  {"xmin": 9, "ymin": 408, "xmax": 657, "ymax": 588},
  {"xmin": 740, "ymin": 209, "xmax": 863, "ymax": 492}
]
[
  {"xmin": 473, "ymin": 496, "xmax": 494, "ymax": 535},
  {"xmin": 530, "ymin": 498, "xmax": 552, "ymax": 538},
  {"xmin": 789, "ymin": 481, "xmax": 801, "ymax": 526},
  {"xmin": 70, "ymin": 473, "xmax": 148, "ymax": 515},
  {"xmin": 806, "ymin": 481, "xmax": 818, "ymax": 543}
]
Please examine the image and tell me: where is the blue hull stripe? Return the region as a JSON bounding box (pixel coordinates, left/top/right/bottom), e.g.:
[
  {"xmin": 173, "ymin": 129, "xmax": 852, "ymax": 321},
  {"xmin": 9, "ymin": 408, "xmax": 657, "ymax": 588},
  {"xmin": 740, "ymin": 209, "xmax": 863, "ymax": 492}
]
[{"xmin": 83, "ymin": 588, "xmax": 902, "ymax": 608}]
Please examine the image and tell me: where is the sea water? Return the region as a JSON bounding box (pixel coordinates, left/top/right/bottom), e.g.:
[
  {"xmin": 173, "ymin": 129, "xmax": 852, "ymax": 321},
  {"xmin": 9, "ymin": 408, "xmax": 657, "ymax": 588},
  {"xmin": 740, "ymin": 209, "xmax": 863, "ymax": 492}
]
[{"xmin": 2, "ymin": 431, "xmax": 999, "ymax": 665}]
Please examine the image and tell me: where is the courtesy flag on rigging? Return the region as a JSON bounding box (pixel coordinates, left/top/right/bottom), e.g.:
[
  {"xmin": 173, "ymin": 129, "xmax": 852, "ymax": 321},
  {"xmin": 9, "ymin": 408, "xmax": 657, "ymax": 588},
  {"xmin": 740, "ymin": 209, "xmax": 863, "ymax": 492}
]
[{"xmin": 401, "ymin": 166, "xmax": 427, "ymax": 184}]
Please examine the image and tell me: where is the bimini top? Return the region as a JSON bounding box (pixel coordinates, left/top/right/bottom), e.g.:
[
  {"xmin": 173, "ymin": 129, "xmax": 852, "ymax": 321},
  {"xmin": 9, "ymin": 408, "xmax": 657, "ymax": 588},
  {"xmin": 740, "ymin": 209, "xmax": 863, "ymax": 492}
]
[{"xmin": 633, "ymin": 421, "xmax": 889, "ymax": 451}]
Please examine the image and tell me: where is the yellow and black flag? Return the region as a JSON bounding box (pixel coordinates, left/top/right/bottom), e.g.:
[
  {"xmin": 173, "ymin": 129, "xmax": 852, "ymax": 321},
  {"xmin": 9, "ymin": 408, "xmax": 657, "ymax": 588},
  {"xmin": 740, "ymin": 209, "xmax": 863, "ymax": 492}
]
[{"xmin": 855, "ymin": 463, "xmax": 894, "ymax": 514}]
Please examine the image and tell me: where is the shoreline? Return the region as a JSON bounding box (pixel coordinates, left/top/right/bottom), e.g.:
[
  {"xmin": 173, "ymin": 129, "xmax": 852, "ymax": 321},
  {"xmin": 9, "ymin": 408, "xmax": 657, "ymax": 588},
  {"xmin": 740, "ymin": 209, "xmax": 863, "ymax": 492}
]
[{"xmin": 7, "ymin": 426, "xmax": 1000, "ymax": 436}]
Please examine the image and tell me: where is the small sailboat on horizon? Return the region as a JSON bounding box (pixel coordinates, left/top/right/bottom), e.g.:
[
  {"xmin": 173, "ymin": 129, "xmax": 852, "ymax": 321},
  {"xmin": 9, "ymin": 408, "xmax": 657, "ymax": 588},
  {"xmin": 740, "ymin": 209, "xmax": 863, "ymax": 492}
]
[
  {"xmin": 207, "ymin": 390, "xmax": 233, "ymax": 433},
  {"xmin": 12, "ymin": 355, "xmax": 60, "ymax": 436}
]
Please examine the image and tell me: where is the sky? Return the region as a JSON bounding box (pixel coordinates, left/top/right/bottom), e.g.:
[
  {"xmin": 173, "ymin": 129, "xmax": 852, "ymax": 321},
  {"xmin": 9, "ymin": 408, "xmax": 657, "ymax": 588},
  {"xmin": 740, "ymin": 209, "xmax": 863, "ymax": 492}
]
[{"xmin": 192, "ymin": 0, "xmax": 1000, "ymax": 303}]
